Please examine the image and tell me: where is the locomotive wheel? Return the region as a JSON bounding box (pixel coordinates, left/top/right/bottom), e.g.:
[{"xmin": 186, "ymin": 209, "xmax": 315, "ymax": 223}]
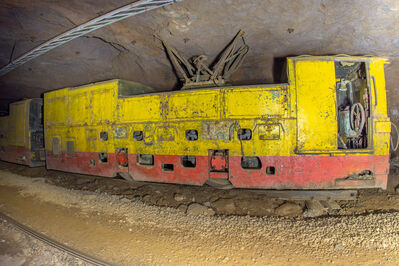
[
  {"xmin": 119, "ymin": 172, "xmax": 134, "ymax": 182},
  {"xmin": 350, "ymin": 102, "xmax": 366, "ymax": 135},
  {"xmin": 206, "ymin": 178, "xmax": 234, "ymax": 190}
]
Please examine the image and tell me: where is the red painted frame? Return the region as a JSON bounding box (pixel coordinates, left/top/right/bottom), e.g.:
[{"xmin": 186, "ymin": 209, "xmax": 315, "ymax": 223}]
[{"xmin": 45, "ymin": 151, "xmax": 389, "ymax": 189}]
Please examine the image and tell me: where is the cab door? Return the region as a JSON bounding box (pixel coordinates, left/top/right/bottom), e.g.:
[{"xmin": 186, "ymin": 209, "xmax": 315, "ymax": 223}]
[
  {"xmin": 295, "ymin": 60, "xmax": 337, "ymax": 153},
  {"xmin": 369, "ymin": 59, "xmax": 391, "ymax": 156}
]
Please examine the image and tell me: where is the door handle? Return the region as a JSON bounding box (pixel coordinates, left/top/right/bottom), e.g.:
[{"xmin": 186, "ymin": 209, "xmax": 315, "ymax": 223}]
[{"xmin": 372, "ymin": 76, "xmax": 378, "ymax": 106}]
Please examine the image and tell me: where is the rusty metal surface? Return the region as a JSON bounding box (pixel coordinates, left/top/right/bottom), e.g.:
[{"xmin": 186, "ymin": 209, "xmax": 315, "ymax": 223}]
[
  {"xmin": 251, "ymin": 189, "xmax": 358, "ymax": 201},
  {"xmin": 162, "ymin": 29, "xmax": 248, "ymax": 89}
]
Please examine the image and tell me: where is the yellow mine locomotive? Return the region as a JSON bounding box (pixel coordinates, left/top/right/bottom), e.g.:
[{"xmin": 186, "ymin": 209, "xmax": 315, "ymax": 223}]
[
  {"xmin": 42, "ymin": 54, "xmax": 391, "ymax": 190},
  {"xmin": 0, "ymin": 98, "xmax": 45, "ymax": 167},
  {"xmin": 0, "ymin": 32, "xmax": 392, "ymax": 190}
]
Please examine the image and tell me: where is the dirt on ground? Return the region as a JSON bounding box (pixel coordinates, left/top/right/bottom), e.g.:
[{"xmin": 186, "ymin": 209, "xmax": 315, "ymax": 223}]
[
  {"xmin": 0, "ymin": 162, "xmax": 398, "ymax": 265},
  {"xmin": 0, "ymin": 215, "xmax": 88, "ymax": 265},
  {"xmin": 1, "ymin": 161, "xmax": 399, "ymax": 218}
]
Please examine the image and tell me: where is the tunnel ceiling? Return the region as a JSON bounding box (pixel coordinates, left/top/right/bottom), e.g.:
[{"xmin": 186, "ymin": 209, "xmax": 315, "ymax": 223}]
[{"xmin": 1, "ymin": 0, "xmax": 399, "ymax": 122}]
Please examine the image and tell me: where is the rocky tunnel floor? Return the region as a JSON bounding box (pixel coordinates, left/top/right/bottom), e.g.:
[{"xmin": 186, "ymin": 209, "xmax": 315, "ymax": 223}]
[
  {"xmin": 0, "ymin": 216, "xmax": 88, "ymax": 265},
  {"xmin": 1, "ymin": 162, "xmax": 399, "ymax": 218},
  {"xmin": 0, "ymin": 162, "xmax": 398, "ymax": 264}
]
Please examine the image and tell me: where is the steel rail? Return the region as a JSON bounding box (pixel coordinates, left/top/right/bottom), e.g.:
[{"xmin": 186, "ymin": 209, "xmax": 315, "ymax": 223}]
[
  {"xmin": 0, "ymin": 212, "xmax": 111, "ymax": 266},
  {"xmin": 0, "ymin": 0, "xmax": 180, "ymax": 76},
  {"xmin": 250, "ymin": 189, "xmax": 358, "ymax": 200}
]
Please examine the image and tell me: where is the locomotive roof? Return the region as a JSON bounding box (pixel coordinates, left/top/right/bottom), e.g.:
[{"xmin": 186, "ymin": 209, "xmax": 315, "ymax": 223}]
[
  {"xmin": 288, "ymin": 54, "xmax": 388, "ymax": 62},
  {"xmin": 48, "ymin": 79, "xmax": 157, "ymax": 96}
]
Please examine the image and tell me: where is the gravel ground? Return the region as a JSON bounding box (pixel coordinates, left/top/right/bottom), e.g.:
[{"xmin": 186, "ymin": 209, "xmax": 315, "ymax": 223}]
[
  {"xmin": 1, "ymin": 161, "xmax": 399, "ymax": 218},
  {"xmin": 0, "ymin": 216, "xmax": 89, "ymax": 265},
  {"xmin": 0, "ymin": 169, "xmax": 398, "ymax": 265}
]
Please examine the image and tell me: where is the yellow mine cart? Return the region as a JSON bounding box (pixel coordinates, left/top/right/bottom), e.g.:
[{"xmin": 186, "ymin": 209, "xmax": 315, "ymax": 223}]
[
  {"xmin": 44, "ymin": 55, "xmax": 391, "ymax": 189},
  {"xmin": 0, "ymin": 99, "xmax": 45, "ymax": 167}
]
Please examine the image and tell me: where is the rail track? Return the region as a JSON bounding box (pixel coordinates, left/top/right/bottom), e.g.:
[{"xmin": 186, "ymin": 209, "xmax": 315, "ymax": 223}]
[{"xmin": 0, "ymin": 212, "xmax": 111, "ymax": 266}]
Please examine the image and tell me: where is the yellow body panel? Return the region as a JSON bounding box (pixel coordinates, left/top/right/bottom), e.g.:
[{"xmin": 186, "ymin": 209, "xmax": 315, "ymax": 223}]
[
  {"xmin": 167, "ymin": 90, "xmax": 220, "ymax": 120},
  {"xmin": 45, "ymin": 91, "xmax": 67, "ymax": 126},
  {"xmin": 68, "ymin": 90, "xmax": 89, "ymax": 125},
  {"xmin": 90, "ymin": 88, "xmax": 116, "ymax": 124},
  {"xmin": 224, "ymin": 86, "xmax": 287, "ymax": 118},
  {"xmin": 118, "ymin": 94, "xmax": 161, "ymax": 122}
]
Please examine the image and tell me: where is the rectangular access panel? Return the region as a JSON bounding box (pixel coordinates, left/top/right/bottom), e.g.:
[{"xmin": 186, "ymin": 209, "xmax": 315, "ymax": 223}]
[
  {"xmin": 209, "ymin": 149, "xmax": 229, "ymax": 179},
  {"xmin": 9, "ymin": 101, "xmax": 28, "ymax": 147},
  {"xmin": 295, "ymin": 60, "xmax": 337, "ymax": 153}
]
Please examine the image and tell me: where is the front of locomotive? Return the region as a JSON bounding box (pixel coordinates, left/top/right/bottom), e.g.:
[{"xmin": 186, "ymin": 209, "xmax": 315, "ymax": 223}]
[{"xmin": 290, "ymin": 55, "xmax": 390, "ymax": 190}]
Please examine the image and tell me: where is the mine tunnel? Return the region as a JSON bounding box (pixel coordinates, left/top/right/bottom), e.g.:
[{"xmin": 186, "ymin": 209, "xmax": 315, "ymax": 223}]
[{"xmin": 0, "ymin": 0, "xmax": 399, "ymax": 265}]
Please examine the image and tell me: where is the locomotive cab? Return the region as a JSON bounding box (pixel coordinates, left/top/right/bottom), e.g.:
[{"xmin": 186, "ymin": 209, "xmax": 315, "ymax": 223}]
[{"xmin": 291, "ymin": 56, "xmax": 390, "ymax": 188}]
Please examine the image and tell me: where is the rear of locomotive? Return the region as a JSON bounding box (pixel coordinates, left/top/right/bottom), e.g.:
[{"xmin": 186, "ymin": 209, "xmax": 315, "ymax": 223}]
[
  {"xmin": 0, "ymin": 99, "xmax": 45, "ymax": 167},
  {"xmin": 43, "ymin": 79, "xmax": 156, "ymax": 177}
]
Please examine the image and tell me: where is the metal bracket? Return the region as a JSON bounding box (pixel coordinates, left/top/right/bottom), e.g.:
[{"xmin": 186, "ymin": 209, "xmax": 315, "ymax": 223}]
[{"xmin": 162, "ymin": 29, "xmax": 249, "ymax": 89}]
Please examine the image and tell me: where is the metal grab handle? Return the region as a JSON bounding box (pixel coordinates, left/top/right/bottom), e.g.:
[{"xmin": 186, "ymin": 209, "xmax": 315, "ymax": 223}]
[
  {"xmin": 372, "ymin": 76, "xmax": 378, "ymax": 106},
  {"xmin": 391, "ymin": 122, "xmax": 399, "ymax": 152}
]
